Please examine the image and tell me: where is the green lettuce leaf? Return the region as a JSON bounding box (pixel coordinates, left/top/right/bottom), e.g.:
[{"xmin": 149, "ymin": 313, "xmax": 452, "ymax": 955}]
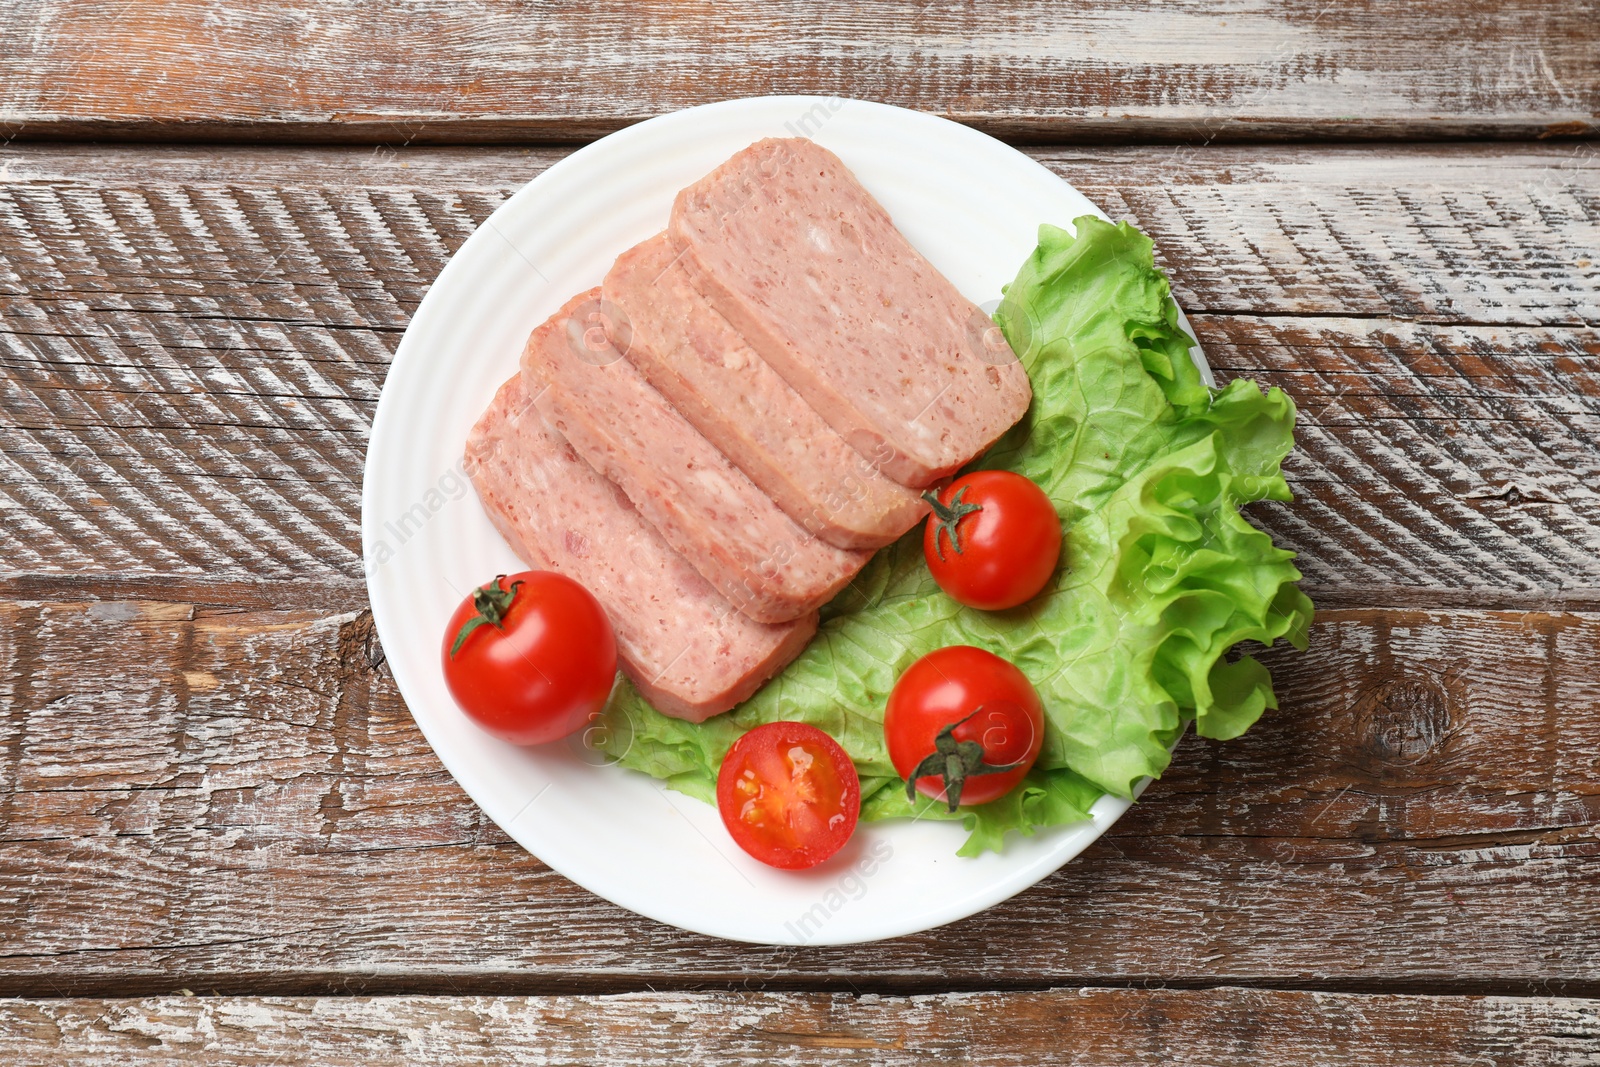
[{"xmin": 598, "ymin": 215, "xmax": 1313, "ymax": 853}]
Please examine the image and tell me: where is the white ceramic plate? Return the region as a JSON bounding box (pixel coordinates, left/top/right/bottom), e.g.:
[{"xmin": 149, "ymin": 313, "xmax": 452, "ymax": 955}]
[{"xmin": 363, "ymin": 96, "xmax": 1208, "ymax": 945}]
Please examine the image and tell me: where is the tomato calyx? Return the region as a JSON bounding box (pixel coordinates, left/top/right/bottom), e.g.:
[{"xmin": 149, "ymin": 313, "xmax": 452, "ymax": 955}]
[
  {"xmin": 449, "ymin": 575, "xmax": 524, "ymax": 658},
  {"xmin": 921, "ymin": 486, "xmax": 983, "ymax": 562},
  {"xmin": 903, "ymin": 705, "xmax": 1026, "ymax": 811}
]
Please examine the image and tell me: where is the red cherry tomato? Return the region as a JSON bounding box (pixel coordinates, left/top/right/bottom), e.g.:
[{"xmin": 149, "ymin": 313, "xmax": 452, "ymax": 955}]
[
  {"xmin": 922, "ymin": 470, "xmax": 1062, "ymax": 610},
  {"xmin": 884, "ymin": 646, "xmax": 1045, "ymax": 809},
  {"xmin": 441, "ymin": 571, "xmax": 617, "ymax": 746},
  {"xmin": 716, "ymin": 721, "xmax": 861, "ymax": 869}
]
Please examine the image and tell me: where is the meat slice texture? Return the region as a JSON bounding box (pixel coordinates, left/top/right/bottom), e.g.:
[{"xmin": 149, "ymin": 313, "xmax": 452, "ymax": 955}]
[
  {"xmin": 465, "ymin": 372, "xmax": 817, "ymax": 723},
  {"xmin": 603, "ymin": 233, "xmax": 926, "ymax": 550},
  {"xmin": 522, "ymin": 288, "xmax": 871, "ymax": 624},
  {"xmin": 669, "ymin": 137, "xmax": 1032, "ymax": 488}
]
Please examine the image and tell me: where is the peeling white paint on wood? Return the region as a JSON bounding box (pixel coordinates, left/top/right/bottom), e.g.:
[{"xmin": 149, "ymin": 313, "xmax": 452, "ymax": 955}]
[
  {"xmin": 1, "ymin": 144, "xmax": 1596, "ymax": 602},
  {"xmin": 0, "ymin": 0, "xmax": 1594, "ymax": 141},
  {"xmin": 0, "ymin": 989, "xmax": 1593, "ymax": 1065},
  {"xmin": 0, "ymin": 602, "xmax": 1595, "ymax": 990}
]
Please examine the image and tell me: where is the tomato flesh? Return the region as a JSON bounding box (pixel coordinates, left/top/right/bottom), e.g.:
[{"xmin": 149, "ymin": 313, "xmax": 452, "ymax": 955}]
[
  {"xmin": 717, "ymin": 722, "xmax": 860, "ymax": 869},
  {"xmin": 923, "ymin": 470, "xmax": 1063, "ymax": 611},
  {"xmin": 885, "ymin": 646, "xmax": 1045, "ymax": 808},
  {"xmin": 441, "ymin": 571, "xmax": 617, "ymax": 746}
]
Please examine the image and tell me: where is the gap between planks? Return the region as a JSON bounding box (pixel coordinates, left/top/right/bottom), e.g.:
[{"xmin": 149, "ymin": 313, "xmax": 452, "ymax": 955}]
[
  {"xmin": 7, "ymin": 971, "xmax": 1600, "ymax": 1004},
  {"xmin": 4, "ymin": 575, "xmax": 1600, "ymax": 615}
]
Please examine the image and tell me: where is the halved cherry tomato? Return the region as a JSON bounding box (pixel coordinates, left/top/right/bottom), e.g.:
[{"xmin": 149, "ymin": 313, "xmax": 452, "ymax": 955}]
[
  {"xmin": 922, "ymin": 470, "xmax": 1062, "ymax": 611},
  {"xmin": 884, "ymin": 646, "xmax": 1044, "ymax": 809},
  {"xmin": 716, "ymin": 721, "xmax": 861, "ymax": 869},
  {"xmin": 442, "ymin": 571, "xmax": 617, "ymax": 746}
]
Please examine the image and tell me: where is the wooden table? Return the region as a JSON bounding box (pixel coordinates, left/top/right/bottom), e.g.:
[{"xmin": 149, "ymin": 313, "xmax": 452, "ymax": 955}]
[{"xmin": 2, "ymin": 3, "xmax": 1597, "ymax": 1063}]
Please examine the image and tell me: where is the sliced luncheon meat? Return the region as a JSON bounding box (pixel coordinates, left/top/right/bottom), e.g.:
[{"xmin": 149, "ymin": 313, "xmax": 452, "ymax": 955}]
[
  {"xmin": 464, "ymin": 373, "xmax": 817, "ymax": 723},
  {"xmin": 669, "ymin": 137, "xmax": 1032, "ymax": 488},
  {"xmin": 603, "ymin": 234, "xmax": 926, "ymax": 551},
  {"xmin": 522, "ymin": 289, "xmax": 871, "ymax": 624}
]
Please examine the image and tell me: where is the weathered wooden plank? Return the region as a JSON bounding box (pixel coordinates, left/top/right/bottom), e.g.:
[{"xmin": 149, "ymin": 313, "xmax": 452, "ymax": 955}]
[
  {"xmin": 3, "ymin": 144, "xmax": 1597, "ymax": 604},
  {"xmin": 1, "ymin": 601, "xmax": 1595, "ymax": 995},
  {"xmin": 0, "ymin": 989, "xmax": 1594, "ymax": 1065},
  {"xmin": 1207, "ymin": 316, "xmax": 1600, "ymax": 604},
  {"xmin": 1068, "ymin": 147, "xmax": 1600, "ymax": 328},
  {"xmin": 8, "ymin": 313, "xmax": 1595, "ymax": 602},
  {"xmin": 1, "ymin": 0, "xmax": 1595, "ymax": 144},
  {"xmin": 5, "ymin": 141, "xmax": 1594, "ymax": 325},
  {"xmin": 6, "ymin": 315, "xmax": 1593, "ymax": 601}
]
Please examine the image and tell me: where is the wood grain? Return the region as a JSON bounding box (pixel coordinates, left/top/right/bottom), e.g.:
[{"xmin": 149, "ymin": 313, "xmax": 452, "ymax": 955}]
[
  {"xmin": 0, "ymin": 988, "xmax": 1595, "ymax": 1065},
  {"xmin": 1205, "ymin": 315, "xmax": 1600, "ymax": 605},
  {"xmin": 1, "ymin": 6, "xmax": 1594, "ymax": 1051},
  {"xmin": 1, "ymin": 600, "xmax": 1595, "ymax": 995},
  {"xmin": 3, "ymin": 143, "xmax": 1597, "ymax": 606},
  {"xmin": 3, "ymin": 1, "xmax": 1596, "ymax": 145}
]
